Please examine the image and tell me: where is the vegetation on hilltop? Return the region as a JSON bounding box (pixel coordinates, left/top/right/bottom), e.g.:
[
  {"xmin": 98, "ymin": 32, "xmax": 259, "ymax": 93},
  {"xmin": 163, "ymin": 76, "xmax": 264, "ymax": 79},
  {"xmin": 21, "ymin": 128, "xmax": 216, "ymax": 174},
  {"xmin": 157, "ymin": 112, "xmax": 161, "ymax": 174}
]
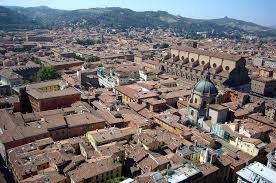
[{"xmin": 0, "ymin": 6, "xmax": 41, "ymax": 30}]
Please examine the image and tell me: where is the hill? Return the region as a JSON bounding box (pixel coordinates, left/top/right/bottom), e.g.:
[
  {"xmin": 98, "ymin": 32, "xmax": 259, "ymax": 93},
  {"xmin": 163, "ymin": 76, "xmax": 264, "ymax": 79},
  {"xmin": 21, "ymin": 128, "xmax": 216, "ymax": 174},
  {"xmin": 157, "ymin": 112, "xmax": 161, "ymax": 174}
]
[
  {"xmin": 208, "ymin": 16, "xmax": 276, "ymax": 37},
  {"xmin": 0, "ymin": 6, "xmax": 41, "ymax": 30},
  {"xmin": 6, "ymin": 6, "xmax": 66, "ymax": 26},
  {"xmin": 2, "ymin": 6, "xmax": 276, "ymax": 38}
]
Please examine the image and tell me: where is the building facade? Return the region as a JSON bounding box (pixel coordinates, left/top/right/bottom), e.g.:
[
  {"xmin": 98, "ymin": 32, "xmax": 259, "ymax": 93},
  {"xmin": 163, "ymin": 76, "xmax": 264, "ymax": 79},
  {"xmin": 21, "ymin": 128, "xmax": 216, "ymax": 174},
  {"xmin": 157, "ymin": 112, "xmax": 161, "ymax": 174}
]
[
  {"xmin": 251, "ymin": 69, "xmax": 276, "ymax": 97},
  {"xmin": 26, "ymin": 80, "xmax": 81, "ymax": 112},
  {"xmin": 160, "ymin": 47, "xmax": 249, "ymax": 87}
]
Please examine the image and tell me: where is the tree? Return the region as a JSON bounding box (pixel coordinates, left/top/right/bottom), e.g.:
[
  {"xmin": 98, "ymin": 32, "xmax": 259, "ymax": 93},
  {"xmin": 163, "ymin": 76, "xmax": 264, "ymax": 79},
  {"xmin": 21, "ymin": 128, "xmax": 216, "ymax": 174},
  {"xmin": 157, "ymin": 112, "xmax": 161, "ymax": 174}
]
[
  {"xmin": 153, "ymin": 42, "xmax": 169, "ymax": 49},
  {"xmin": 73, "ymin": 54, "xmax": 86, "ymax": 61},
  {"xmin": 31, "ymin": 57, "xmax": 42, "ymax": 65},
  {"xmin": 160, "ymin": 42, "xmax": 169, "ymax": 49},
  {"xmin": 76, "ymin": 39, "xmax": 101, "ymax": 46},
  {"xmin": 74, "ymin": 53, "xmax": 100, "ymax": 62},
  {"xmin": 86, "ymin": 56, "xmax": 100, "ymax": 62},
  {"xmin": 104, "ymin": 177, "xmax": 125, "ymax": 183},
  {"xmin": 37, "ymin": 66, "xmax": 60, "ymax": 81}
]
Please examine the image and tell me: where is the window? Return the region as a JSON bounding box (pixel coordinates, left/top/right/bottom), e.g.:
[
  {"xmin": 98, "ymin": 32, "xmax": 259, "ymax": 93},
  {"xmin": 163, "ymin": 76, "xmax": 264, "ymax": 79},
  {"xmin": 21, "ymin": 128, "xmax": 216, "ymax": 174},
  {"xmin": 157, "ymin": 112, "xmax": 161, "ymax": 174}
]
[
  {"xmin": 201, "ymin": 61, "xmax": 205, "ymax": 65},
  {"xmin": 191, "ymin": 58, "xmax": 195, "ymax": 62},
  {"xmin": 213, "ymin": 63, "xmax": 217, "ymax": 68},
  {"xmin": 172, "ymin": 54, "xmax": 175, "ymax": 58},
  {"xmin": 181, "ymin": 56, "xmax": 185, "ymax": 60},
  {"xmin": 194, "ymin": 98, "xmax": 198, "ymax": 104},
  {"xmin": 191, "ymin": 110, "xmax": 194, "ymax": 116},
  {"xmin": 225, "ymin": 66, "xmax": 230, "ymax": 71},
  {"xmin": 202, "ymin": 101, "xmax": 207, "ymax": 108}
]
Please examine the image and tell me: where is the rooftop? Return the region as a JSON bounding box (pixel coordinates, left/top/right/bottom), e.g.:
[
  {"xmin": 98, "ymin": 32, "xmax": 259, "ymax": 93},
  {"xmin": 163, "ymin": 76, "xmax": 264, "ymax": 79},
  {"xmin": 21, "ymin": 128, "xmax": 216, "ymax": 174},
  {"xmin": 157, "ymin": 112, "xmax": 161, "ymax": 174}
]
[
  {"xmin": 26, "ymin": 80, "xmax": 81, "ymax": 100},
  {"xmin": 166, "ymin": 163, "xmax": 201, "ymax": 183},
  {"xmin": 87, "ymin": 127, "xmax": 136, "ymax": 144},
  {"xmin": 237, "ymin": 162, "xmax": 276, "ymax": 183}
]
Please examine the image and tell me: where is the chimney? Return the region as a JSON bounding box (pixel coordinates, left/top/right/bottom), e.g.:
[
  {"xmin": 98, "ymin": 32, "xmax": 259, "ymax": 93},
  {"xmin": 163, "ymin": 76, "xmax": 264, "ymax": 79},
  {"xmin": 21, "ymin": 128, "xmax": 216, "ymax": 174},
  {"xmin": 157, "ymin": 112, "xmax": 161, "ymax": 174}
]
[{"xmin": 194, "ymin": 140, "xmax": 197, "ymax": 147}]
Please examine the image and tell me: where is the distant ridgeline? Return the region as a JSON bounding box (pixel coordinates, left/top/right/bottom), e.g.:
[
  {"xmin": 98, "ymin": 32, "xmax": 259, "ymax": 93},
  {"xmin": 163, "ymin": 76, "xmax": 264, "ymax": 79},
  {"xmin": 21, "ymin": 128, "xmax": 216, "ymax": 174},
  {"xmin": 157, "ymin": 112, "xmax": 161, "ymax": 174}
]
[{"xmin": 1, "ymin": 6, "xmax": 276, "ymax": 38}]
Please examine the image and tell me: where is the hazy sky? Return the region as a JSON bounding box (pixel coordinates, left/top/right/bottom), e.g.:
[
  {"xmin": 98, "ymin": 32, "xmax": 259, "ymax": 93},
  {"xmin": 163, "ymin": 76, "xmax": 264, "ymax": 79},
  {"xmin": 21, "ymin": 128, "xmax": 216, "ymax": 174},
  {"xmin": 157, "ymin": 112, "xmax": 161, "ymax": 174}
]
[{"xmin": 1, "ymin": 0, "xmax": 275, "ymax": 26}]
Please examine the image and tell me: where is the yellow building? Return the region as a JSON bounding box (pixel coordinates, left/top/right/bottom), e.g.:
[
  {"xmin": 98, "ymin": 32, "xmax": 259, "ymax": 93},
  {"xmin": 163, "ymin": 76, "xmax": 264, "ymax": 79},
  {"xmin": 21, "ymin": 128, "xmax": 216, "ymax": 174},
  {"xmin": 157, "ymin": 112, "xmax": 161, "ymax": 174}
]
[
  {"xmin": 154, "ymin": 114, "xmax": 192, "ymax": 138},
  {"xmin": 52, "ymin": 48, "xmax": 61, "ymax": 57},
  {"xmin": 86, "ymin": 127, "xmax": 135, "ymax": 150},
  {"xmin": 38, "ymin": 84, "xmax": 60, "ymax": 92},
  {"xmin": 138, "ymin": 132, "xmax": 163, "ymax": 151},
  {"xmin": 176, "ymin": 146, "xmax": 203, "ymax": 163}
]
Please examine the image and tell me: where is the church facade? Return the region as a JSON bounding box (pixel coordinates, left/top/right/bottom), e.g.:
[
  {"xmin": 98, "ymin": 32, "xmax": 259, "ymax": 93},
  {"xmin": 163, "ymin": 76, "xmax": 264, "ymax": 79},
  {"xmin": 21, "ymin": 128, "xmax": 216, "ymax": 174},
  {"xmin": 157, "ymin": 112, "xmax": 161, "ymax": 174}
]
[
  {"xmin": 160, "ymin": 46, "xmax": 250, "ymax": 87},
  {"xmin": 187, "ymin": 73, "xmax": 230, "ymax": 132},
  {"xmin": 188, "ymin": 73, "xmax": 219, "ymax": 124}
]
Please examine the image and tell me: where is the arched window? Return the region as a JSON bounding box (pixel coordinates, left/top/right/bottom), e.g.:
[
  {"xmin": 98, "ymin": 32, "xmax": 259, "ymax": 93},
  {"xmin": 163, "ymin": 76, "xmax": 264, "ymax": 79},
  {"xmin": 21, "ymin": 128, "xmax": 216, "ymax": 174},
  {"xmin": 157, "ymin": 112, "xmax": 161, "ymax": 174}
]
[
  {"xmin": 191, "ymin": 58, "xmax": 195, "ymax": 62},
  {"xmin": 225, "ymin": 66, "xmax": 230, "ymax": 71},
  {"xmin": 213, "ymin": 63, "xmax": 217, "ymax": 68},
  {"xmin": 191, "ymin": 110, "xmax": 194, "ymax": 116},
  {"xmin": 201, "ymin": 61, "xmax": 205, "ymax": 65},
  {"xmin": 181, "ymin": 56, "xmax": 185, "ymax": 60},
  {"xmin": 194, "ymin": 98, "xmax": 198, "ymax": 104}
]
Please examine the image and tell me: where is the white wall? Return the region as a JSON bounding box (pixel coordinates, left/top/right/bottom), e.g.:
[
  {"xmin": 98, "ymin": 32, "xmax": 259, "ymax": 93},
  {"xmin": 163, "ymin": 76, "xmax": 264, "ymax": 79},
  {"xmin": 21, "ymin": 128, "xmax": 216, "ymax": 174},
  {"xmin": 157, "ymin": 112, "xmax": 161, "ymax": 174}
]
[{"xmin": 209, "ymin": 108, "xmax": 228, "ymax": 124}]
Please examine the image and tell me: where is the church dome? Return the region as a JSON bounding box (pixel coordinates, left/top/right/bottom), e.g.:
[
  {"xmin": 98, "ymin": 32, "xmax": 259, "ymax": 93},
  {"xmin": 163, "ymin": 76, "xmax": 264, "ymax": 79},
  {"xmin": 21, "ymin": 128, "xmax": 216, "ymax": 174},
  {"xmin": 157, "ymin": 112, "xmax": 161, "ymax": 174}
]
[{"xmin": 193, "ymin": 79, "xmax": 218, "ymax": 96}]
